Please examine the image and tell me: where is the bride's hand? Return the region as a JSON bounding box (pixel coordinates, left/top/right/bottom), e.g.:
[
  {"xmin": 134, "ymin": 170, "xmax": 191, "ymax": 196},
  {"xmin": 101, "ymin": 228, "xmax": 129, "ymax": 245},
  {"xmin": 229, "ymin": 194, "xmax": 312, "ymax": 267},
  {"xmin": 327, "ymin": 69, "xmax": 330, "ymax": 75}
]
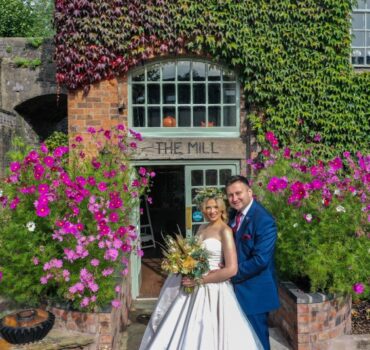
[{"xmin": 181, "ymin": 277, "xmax": 196, "ymax": 287}]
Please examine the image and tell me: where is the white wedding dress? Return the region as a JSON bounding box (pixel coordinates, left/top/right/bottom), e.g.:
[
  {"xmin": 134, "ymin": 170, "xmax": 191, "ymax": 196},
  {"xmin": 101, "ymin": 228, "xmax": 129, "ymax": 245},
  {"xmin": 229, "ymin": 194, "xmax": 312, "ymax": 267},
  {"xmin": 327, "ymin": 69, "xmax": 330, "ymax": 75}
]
[{"xmin": 139, "ymin": 238, "xmax": 262, "ymax": 350}]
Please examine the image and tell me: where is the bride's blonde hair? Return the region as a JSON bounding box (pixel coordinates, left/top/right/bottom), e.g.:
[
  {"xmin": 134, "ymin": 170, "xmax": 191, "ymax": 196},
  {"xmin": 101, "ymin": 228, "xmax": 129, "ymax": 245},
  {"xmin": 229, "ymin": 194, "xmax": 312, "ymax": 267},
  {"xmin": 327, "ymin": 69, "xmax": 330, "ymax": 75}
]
[{"xmin": 201, "ymin": 197, "xmax": 228, "ymax": 222}]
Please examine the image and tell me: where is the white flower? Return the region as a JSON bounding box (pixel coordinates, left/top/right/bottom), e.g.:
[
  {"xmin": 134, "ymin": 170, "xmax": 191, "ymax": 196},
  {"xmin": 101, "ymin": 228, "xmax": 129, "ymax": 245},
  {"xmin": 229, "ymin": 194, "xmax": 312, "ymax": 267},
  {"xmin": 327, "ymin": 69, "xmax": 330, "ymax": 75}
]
[
  {"xmin": 304, "ymin": 214, "xmax": 313, "ymax": 223},
  {"xmin": 26, "ymin": 221, "xmax": 36, "ymax": 232},
  {"xmin": 293, "ymin": 223, "xmax": 298, "ymax": 228},
  {"xmin": 0, "ymin": 189, "xmax": 3, "ymax": 197},
  {"xmin": 336, "ymin": 205, "xmax": 346, "ymax": 213},
  {"xmin": 334, "ymin": 189, "xmax": 341, "ymax": 195}
]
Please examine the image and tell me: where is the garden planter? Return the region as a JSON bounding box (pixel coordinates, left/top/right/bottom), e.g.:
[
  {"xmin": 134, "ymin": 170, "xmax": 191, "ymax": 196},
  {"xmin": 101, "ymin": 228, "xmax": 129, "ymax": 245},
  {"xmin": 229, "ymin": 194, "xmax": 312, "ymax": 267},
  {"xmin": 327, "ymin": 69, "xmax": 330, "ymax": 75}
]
[
  {"xmin": 46, "ymin": 274, "xmax": 132, "ymax": 350},
  {"xmin": 0, "ymin": 308, "xmax": 55, "ymax": 344},
  {"xmin": 269, "ymin": 281, "xmax": 352, "ymax": 350}
]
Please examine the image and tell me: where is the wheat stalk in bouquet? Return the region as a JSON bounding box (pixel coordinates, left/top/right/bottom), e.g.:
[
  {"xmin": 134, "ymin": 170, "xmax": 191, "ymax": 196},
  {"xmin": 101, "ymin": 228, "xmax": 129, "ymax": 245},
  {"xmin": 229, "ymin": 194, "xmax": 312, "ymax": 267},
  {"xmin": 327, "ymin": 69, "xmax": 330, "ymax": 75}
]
[{"xmin": 161, "ymin": 234, "xmax": 210, "ymax": 293}]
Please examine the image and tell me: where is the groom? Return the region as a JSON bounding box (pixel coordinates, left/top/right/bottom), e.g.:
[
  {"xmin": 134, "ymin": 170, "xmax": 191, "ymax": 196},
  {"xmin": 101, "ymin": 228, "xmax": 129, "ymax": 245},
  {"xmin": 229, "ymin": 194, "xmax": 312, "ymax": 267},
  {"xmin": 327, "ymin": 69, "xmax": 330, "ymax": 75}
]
[{"xmin": 225, "ymin": 175, "xmax": 280, "ymax": 350}]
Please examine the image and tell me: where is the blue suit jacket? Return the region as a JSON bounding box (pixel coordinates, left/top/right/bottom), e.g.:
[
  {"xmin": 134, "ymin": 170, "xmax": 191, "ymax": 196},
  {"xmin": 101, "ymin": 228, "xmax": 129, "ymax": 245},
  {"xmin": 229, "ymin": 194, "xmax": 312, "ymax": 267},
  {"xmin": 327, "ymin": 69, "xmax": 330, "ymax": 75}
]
[{"xmin": 230, "ymin": 200, "xmax": 280, "ymax": 315}]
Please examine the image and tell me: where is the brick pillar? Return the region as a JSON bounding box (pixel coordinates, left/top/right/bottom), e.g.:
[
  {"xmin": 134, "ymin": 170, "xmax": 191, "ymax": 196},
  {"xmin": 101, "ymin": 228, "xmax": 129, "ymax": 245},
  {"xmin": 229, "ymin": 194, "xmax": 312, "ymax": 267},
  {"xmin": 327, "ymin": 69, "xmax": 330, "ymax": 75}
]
[{"xmin": 68, "ymin": 77, "xmax": 128, "ymax": 144}]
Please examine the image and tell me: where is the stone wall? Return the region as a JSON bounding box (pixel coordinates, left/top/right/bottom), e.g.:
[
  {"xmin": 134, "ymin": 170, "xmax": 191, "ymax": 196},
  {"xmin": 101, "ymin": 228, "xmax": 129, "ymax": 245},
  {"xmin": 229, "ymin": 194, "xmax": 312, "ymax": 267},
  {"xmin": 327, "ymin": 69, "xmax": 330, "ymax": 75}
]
[{"xmin": 269, "ymin": 281, "xmax": 352, "ymax": 350}]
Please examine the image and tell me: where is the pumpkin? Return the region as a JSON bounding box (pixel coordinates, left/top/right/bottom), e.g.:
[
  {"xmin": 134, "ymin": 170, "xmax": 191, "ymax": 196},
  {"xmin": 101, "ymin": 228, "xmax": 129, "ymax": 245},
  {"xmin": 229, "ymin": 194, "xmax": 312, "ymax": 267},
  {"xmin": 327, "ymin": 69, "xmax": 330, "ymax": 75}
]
[{"xmin": 163, "ymin": 115, "xmax": 176, "ymax": 127}]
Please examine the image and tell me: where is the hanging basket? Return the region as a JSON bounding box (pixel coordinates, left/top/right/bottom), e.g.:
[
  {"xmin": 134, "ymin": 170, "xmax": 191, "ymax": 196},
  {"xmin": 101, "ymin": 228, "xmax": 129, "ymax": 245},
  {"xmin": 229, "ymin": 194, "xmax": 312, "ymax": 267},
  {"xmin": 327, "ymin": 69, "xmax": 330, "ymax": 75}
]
[{"xmin": 0, "ymin": 308, "xmax": 55, "ymax": 344}]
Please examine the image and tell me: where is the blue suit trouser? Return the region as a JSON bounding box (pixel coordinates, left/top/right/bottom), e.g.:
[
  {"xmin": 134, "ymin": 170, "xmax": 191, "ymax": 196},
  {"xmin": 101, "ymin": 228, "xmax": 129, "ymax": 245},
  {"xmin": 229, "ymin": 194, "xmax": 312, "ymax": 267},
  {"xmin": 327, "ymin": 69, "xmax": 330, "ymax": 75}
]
[{"xmin": 247, "ymin": 313, "xmax": 270, "ymax": 350}]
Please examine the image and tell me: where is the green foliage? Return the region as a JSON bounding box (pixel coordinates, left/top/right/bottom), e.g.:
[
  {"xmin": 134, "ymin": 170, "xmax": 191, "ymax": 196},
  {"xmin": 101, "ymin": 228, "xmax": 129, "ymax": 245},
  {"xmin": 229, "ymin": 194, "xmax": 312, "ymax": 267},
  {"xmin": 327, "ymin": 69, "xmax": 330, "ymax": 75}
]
[
  {"xmin": 5, "ymin": 46, "xmax": 12, "ymax": 53},
  {"xmin": 13, "ymin": 57, "xmax": 42, "ymax": 69},
  {"xmin": 252, "ymin": 145, "xmax": 369, "ymax": 299},
  {"xmin": 26, "ymin": 37, "xmax": 44, "ymax": 49},
  {"xmin": 0, "ymin": 0, "xmax": 54, "ymax": 37},
  {"xmin": 6, "ymin": 136, "xmax": 33, "ymax": 162},
  {"xmin": 54, "ymin": 0, "xmax": 370, "ymax": 156},
  {"xmin": 0, "ymin": 126, "xmax": 152, "ymax": 311},
  {"xmin": 44, "ymin": 131, "xmax": 68, "ymax": 152}
]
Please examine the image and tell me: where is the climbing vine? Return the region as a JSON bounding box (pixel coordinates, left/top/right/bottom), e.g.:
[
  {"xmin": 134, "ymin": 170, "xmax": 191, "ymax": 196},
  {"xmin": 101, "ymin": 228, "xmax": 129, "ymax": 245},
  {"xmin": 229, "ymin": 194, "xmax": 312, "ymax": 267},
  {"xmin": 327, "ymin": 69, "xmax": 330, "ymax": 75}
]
[{"xmin": 54, "ymin": 0, "xmax": 370, "ymax": 155}]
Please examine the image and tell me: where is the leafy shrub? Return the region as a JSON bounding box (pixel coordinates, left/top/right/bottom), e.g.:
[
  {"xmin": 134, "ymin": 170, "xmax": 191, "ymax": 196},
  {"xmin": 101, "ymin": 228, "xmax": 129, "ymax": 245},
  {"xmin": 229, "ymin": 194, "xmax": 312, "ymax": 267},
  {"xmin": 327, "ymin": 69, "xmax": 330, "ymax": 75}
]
[{"xmin": 251, "ymin": 132, "xmax": 369, "ymax": 299}]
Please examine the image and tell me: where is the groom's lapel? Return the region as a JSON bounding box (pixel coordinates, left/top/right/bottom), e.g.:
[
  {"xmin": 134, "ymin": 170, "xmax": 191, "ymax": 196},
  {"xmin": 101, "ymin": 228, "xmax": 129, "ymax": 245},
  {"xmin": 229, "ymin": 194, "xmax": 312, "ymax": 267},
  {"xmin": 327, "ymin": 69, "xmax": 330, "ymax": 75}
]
[{"xmin": 236, "ymin": 201, "xmax": 257, "ymax": 237}]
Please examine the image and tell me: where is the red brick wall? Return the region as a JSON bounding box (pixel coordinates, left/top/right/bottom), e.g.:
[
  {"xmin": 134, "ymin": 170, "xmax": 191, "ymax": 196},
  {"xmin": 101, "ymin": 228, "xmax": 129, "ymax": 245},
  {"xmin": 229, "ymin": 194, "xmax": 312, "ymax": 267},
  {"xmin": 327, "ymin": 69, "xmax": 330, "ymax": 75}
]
[
  {"xmin": 269, "ymin": 282, "xmax": 352, "ymax": 350},
  {"xmin": 68, "ymin": 78, "xmax": 128, "ymax": 148},
  {"xmin": 48, "ymin": 275, "xmax": 131, "ymax": 350}
]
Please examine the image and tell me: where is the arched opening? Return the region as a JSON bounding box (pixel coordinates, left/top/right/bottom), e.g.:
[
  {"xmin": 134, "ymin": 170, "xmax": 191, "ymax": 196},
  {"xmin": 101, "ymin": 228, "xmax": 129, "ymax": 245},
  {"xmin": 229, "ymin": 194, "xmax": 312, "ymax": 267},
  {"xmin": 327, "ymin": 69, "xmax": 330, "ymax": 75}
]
[{"xmin": 14, "ymin": 93, "xmax": 68, "ymax": 141}]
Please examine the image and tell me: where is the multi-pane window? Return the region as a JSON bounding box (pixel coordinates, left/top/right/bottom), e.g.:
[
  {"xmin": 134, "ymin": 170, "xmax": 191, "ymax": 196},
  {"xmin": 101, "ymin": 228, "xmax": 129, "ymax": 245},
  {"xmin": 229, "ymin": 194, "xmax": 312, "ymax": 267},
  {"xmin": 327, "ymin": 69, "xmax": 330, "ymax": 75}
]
[
  {"xmin": 352, "ymin": 1, "xmax": 370, "ymax": 66},
  {"xmin": 130, "ymin": 60, "xmax": 239, "ymax": 131}
]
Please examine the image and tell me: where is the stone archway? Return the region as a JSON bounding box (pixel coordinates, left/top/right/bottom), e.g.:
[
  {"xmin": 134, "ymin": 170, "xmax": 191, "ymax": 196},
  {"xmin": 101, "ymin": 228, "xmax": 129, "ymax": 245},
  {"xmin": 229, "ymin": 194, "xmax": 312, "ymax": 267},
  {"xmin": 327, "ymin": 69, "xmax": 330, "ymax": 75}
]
[{"xmin": 14, "ymin": 93, "xmax": 68, "ymax": 141}]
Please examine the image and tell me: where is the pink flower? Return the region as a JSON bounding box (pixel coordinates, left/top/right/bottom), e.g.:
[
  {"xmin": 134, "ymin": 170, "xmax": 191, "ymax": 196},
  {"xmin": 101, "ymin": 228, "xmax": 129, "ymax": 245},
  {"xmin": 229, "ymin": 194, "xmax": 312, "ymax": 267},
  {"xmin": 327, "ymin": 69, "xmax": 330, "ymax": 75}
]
[
  {"xmin": 313, "ymin": 133, "xmax": 321, "ymax": 142},
  {"xmin": 112, "ymin": 299, "xmax": 121, "ymax": 308},
  {"xmin": 91, "ymin": 259, "xmax": 100, "ymax": 267},
  {"xmin": 87, "ymin": 126, "xmax": 96, "ymax": 134},
  {"xmin": 0, "ymin": 271, "xmax": 3, "ymax": 282},
  {"xmin": 115, "ymin": 285, "xmax": 121, "ymax": 293},
  {"xmin": 80, "ymin": 297, "xmax": 90, "ymax": 308},
  {"xmin": 63, "ymin": 270, "xmax": 70, "ymax": 281},
  {"xmin": 32, "ymin": 257, "xmax": 39, "ymax": 265},
  {"xmin": 303, "ymin": 213, "xmax": 313, "ymax": 223},
  {"xmin": 102, "ymin": 267, "xmax": 114, "ymax": 276},
  {"xmin": 40, "ymin": 276, "xmax": 48, "ymax": 284},
  {"xmin": 117, "ymin": 124, "xmax": 125, "ymax": 131},
  {"xmin": 75, "ymin": 135, "xmax": 83, "ymax": 143},
  {"xmin": 130, "ymin": 142, "xmax": 137, "ymax": 149},
  {"xmin": 352, "ymin": 283, "xmax": 365, "ymax": 294},
  {"xmin": 105, "ymin": 248, "xmax": 119, "ymax": 261}
]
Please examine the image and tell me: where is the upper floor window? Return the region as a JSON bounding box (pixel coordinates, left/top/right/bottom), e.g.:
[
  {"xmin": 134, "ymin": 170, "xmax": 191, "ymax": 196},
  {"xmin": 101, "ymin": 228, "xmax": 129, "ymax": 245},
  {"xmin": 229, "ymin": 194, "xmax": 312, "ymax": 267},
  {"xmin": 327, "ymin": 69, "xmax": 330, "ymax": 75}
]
[
  {"xmin": 129, "ymin": 59, "xmax": 240, "ymax": 136},
  {"xmin": 352, "ymin": 1, "xmax": 370, "ymax": 66}
]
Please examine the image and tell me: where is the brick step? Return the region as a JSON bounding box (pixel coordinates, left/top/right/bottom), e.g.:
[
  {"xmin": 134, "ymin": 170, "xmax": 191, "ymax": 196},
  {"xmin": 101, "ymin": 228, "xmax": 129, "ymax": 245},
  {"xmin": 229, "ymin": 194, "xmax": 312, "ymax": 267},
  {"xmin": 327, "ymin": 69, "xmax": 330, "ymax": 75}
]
[{"xmin": 328, "ymin": 333, "xmax": 370, "ymax": 350}]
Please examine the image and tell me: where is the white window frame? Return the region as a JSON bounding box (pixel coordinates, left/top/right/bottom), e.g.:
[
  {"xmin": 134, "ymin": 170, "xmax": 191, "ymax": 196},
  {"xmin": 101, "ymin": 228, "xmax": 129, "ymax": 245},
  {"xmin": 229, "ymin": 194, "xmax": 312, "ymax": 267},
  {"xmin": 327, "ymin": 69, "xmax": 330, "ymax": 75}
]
[
  {"xmin": 128, "ymin": 59, "xmax": 240, "ymax": 138},
  {"xmin": 352, "ymin": 1, "xmax": 370, "ymax": 67}
]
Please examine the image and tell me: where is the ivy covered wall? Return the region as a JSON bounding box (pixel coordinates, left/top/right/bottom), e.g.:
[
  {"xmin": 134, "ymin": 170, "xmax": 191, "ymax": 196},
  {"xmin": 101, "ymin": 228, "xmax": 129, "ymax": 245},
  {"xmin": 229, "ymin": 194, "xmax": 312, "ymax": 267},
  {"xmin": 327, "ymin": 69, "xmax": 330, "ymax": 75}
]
[{"xmin": 54, "ymin": 0, "xmax": 370, "ymax": 155}]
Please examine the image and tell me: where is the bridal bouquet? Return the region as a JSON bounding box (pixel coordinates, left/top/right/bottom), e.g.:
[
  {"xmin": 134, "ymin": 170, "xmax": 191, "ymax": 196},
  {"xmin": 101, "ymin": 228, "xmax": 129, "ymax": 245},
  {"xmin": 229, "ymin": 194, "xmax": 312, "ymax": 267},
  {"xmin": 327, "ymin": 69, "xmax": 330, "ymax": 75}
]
[{"xmin": 161, "ymin": 235, "xmax": 210, "ymax": 293}]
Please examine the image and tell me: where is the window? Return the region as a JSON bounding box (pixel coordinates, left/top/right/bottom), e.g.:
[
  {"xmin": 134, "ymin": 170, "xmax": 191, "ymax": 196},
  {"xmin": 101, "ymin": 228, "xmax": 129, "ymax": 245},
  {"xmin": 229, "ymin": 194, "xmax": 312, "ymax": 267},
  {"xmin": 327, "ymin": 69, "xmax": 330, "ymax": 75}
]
[
  {"xmin": 129, "ymin": 60, "xmax": 239, "ymax": 135},
  {"xmin": 352, "ymin": 1, "xmax": 370, "ymax": 66}
]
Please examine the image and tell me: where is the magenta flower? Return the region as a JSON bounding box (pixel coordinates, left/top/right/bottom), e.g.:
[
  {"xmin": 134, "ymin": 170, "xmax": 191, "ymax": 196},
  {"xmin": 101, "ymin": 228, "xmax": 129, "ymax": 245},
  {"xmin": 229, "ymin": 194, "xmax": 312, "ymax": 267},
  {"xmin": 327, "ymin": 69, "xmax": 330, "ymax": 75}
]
[
  {"xmin": 10, "ymin": 162, "xmax": 21, "ymax": 172},
  {"xmin": 87, "ymin": 126, "xmax": 96, "ymax": 134},
  {"xmin": 109, "ymin": 212, "xmax": 119, "ymax": 222},
  {"xmin": 40, "ymin": 143, "xmax": 48, "ymax": 153},
  {"xmin": 352, "ymin": 283, "xmax": 365, "ymax": 294},
  {"xmin": 36, "ymin": 205, "xmax": 50, "ymax": 217},
  {"xmin": 38, "ymin": 183, "xmax": 49, "ymax": 193},
  {"xmin": 97, "ymin": 182, "xmax": 107, "ymax": 192},
  {"xmin": 0, "ymin": 271, "xmax": 3, "ymax": 282},
  {"xmin": 130, "ymin": 142, "xmax": 137, "ymax": 149},
  {"xmin": 43, "ymin": 156, "xmax": 55, "ymax": 167},
  {"xmin": 75, "ymin": 135, "xmax": 83, "ymax": 143},
  {"xmin": 9, "ymin": 197, "xmax": 20, "ymax": 210}
]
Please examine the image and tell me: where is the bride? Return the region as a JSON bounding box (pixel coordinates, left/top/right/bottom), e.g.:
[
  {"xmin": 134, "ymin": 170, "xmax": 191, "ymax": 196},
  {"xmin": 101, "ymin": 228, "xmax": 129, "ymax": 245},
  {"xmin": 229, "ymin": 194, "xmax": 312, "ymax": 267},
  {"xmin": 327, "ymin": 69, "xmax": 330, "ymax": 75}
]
[{"xmin": 139, "ymin": 189, "xmax": 262, "ymax": 350}]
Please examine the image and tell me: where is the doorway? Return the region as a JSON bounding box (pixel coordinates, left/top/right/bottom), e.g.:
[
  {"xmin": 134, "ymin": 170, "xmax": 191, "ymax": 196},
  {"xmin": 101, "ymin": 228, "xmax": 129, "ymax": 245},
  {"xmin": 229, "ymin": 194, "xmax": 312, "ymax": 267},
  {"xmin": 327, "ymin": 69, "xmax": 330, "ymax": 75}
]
[{"xmin": 137, "ymin": 161, "xmax": 239, "ymax": 298}]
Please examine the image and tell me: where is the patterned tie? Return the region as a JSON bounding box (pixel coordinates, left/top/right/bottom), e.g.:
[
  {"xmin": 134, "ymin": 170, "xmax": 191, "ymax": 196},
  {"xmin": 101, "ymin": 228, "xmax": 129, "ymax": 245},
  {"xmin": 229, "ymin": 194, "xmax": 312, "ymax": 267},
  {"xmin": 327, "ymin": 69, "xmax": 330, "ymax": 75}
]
[{"xmin": 232, "ymin": 212, "xmax": 243, "ymax": 234}]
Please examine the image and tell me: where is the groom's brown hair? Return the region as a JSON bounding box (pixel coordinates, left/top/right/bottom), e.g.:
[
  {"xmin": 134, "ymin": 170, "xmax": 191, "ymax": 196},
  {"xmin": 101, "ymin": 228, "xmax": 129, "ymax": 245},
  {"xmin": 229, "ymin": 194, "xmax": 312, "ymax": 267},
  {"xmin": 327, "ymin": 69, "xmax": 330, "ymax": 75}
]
[{"xmin": 225, "ymin": 175, "xmax": 250, "ymax": 189}]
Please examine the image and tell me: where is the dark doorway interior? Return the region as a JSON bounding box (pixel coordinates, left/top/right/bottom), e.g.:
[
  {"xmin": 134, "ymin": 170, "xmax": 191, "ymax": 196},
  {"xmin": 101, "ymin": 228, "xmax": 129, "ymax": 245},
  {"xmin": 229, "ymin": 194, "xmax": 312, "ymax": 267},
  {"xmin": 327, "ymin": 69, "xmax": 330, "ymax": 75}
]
[{"xmin": 141, "ymin": 165, "xmax": 185, "ymax": 258}]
